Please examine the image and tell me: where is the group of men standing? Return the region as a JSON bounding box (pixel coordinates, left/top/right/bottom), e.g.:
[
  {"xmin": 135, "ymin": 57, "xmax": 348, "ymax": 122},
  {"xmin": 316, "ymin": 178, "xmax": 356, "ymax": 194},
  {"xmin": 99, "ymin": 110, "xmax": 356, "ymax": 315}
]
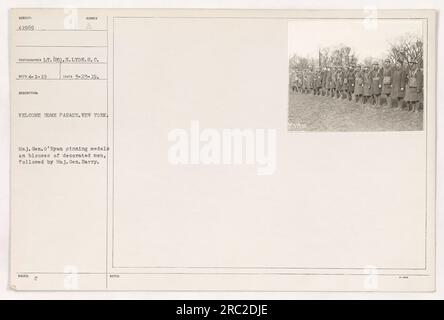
[{"xmin": 290, "ymin": 59, "xmax": 423, "ymax": 113}]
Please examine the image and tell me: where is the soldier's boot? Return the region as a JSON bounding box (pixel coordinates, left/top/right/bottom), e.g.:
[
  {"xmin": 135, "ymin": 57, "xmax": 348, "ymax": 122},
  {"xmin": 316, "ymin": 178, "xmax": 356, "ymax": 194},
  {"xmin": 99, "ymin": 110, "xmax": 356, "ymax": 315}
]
[
  {"xmin": 381, "ymin": 94, "xmax": 389, "ymax": 106},
  {"xmin": 400, "ymin": 98, "xmax": 405, "ymax": 110},
  {"xmin": 414, "ymin": 102, "xmax": 419, "ymax": 113},
  {"xmin": 387, "ymin": 95, "xmax": 392, "ymax": 108}
]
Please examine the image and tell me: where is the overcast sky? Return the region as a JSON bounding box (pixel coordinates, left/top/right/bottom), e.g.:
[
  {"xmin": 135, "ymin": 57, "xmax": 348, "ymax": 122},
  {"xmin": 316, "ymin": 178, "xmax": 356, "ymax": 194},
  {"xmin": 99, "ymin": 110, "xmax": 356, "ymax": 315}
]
[{"xmin": 288, "ymin": 19, "xmax": 423, "ymax": 62}]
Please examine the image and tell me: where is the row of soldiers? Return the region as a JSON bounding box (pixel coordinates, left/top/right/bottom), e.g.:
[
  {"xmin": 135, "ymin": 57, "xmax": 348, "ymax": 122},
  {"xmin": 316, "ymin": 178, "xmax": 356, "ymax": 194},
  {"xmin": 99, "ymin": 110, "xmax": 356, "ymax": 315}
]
[{"xmin": 290, "ymin": 59, "xmax": 423, "ymax": 113}]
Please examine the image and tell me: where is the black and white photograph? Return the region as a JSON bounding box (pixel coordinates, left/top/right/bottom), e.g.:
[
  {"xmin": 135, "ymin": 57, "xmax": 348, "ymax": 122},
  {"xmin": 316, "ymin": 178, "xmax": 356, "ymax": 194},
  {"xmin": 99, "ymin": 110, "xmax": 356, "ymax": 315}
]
[
  {"xmin": 288, "ymin": 19, "xmax": 425, "ymax": 131},
  {"xmin": 2, "ymin": 3, "xmax": 440, "ymax": 299}
]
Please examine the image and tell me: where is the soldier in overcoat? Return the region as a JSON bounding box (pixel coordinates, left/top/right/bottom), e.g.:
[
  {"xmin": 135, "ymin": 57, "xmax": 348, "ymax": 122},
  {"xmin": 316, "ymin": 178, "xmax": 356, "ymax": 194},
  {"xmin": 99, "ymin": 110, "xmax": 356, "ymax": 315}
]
[
  {"xmin": 307, "ymin": 67, "xmax": 314, "ymax": 94},
  {"xmin": 331, "ymin": 66, "xmax": 337, "ymax": 98},
  {"xmin": 314, "ymin": 68, "xmax": 323, "ymax": 95},
  {"xmin": 405, "ymin": 61, "xmax": 423, "ymax": 113},
  {"xmin": 302, "ymin": 69, "xmax": 308, "ymax": 94},
  {"xmin": 382, "ymin": 58, "xmax": 394, "ymax": 107},
  {"xmin": 290, "ymin": 71, "xmax": 296, "ymax": 92},
  {"xmin": 297, "ymin": 71, "xmax": 303, "ymax": 93},
  {"xmin": 321, "ymin": 67, "xmax": 328, "ymax": 96},
  {"xmin": 354, "ymin": 65, "xmax": 364, "ymax": 103},
  {"xmin": 347, "ymin": 65, "xmax": 355, "ymax": 101},
  {"xmin": 342, "ymin": 67, "xmax": 349, "ymax": 99},
  {"xmin": 391, "ymin": 61, "xmax": 407, "ymax": 109},
  {"xmin": 335, "ymin": 66, "xmax": 344, "ymax": 99},
  {"xmin": 326, "ymin": 67, "xmax": 332, "ymax": 97},
  {"xmin": 370, "ymin": 62, "xmax": 383, "ymax": 106},
  {"xmin": 362, "ymin": 66, "xmax": 372, "ymax": 104}
]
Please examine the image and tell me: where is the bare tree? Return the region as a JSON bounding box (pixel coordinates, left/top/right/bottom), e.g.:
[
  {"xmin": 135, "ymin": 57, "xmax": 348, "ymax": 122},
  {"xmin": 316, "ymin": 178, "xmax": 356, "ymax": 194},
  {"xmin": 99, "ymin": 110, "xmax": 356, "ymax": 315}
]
[
  {"xmin": 289, "ymin": 54, "xmax": 310, "ymax": 72},
  {"xmin": 319, "ymin": 45, "xmax": 356, "ymax": 67},
  {"xmin": 387, "ymin": 34, "xmax": 423, "ymax": 66},
  {"xmin": 289, "ymin": 33, "xmax": 422, "ymax": 70},
  {"xmin": 363, "ymin": 56, "xmax": 374, "ymax": 67}
]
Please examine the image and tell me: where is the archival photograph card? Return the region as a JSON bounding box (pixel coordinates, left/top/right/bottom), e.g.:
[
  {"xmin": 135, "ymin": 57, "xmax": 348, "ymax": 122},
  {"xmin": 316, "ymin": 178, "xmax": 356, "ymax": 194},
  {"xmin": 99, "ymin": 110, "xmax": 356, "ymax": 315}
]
[{"xmin": 9, "ymin": 9, "xmax": 436, "ymax": 291}]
